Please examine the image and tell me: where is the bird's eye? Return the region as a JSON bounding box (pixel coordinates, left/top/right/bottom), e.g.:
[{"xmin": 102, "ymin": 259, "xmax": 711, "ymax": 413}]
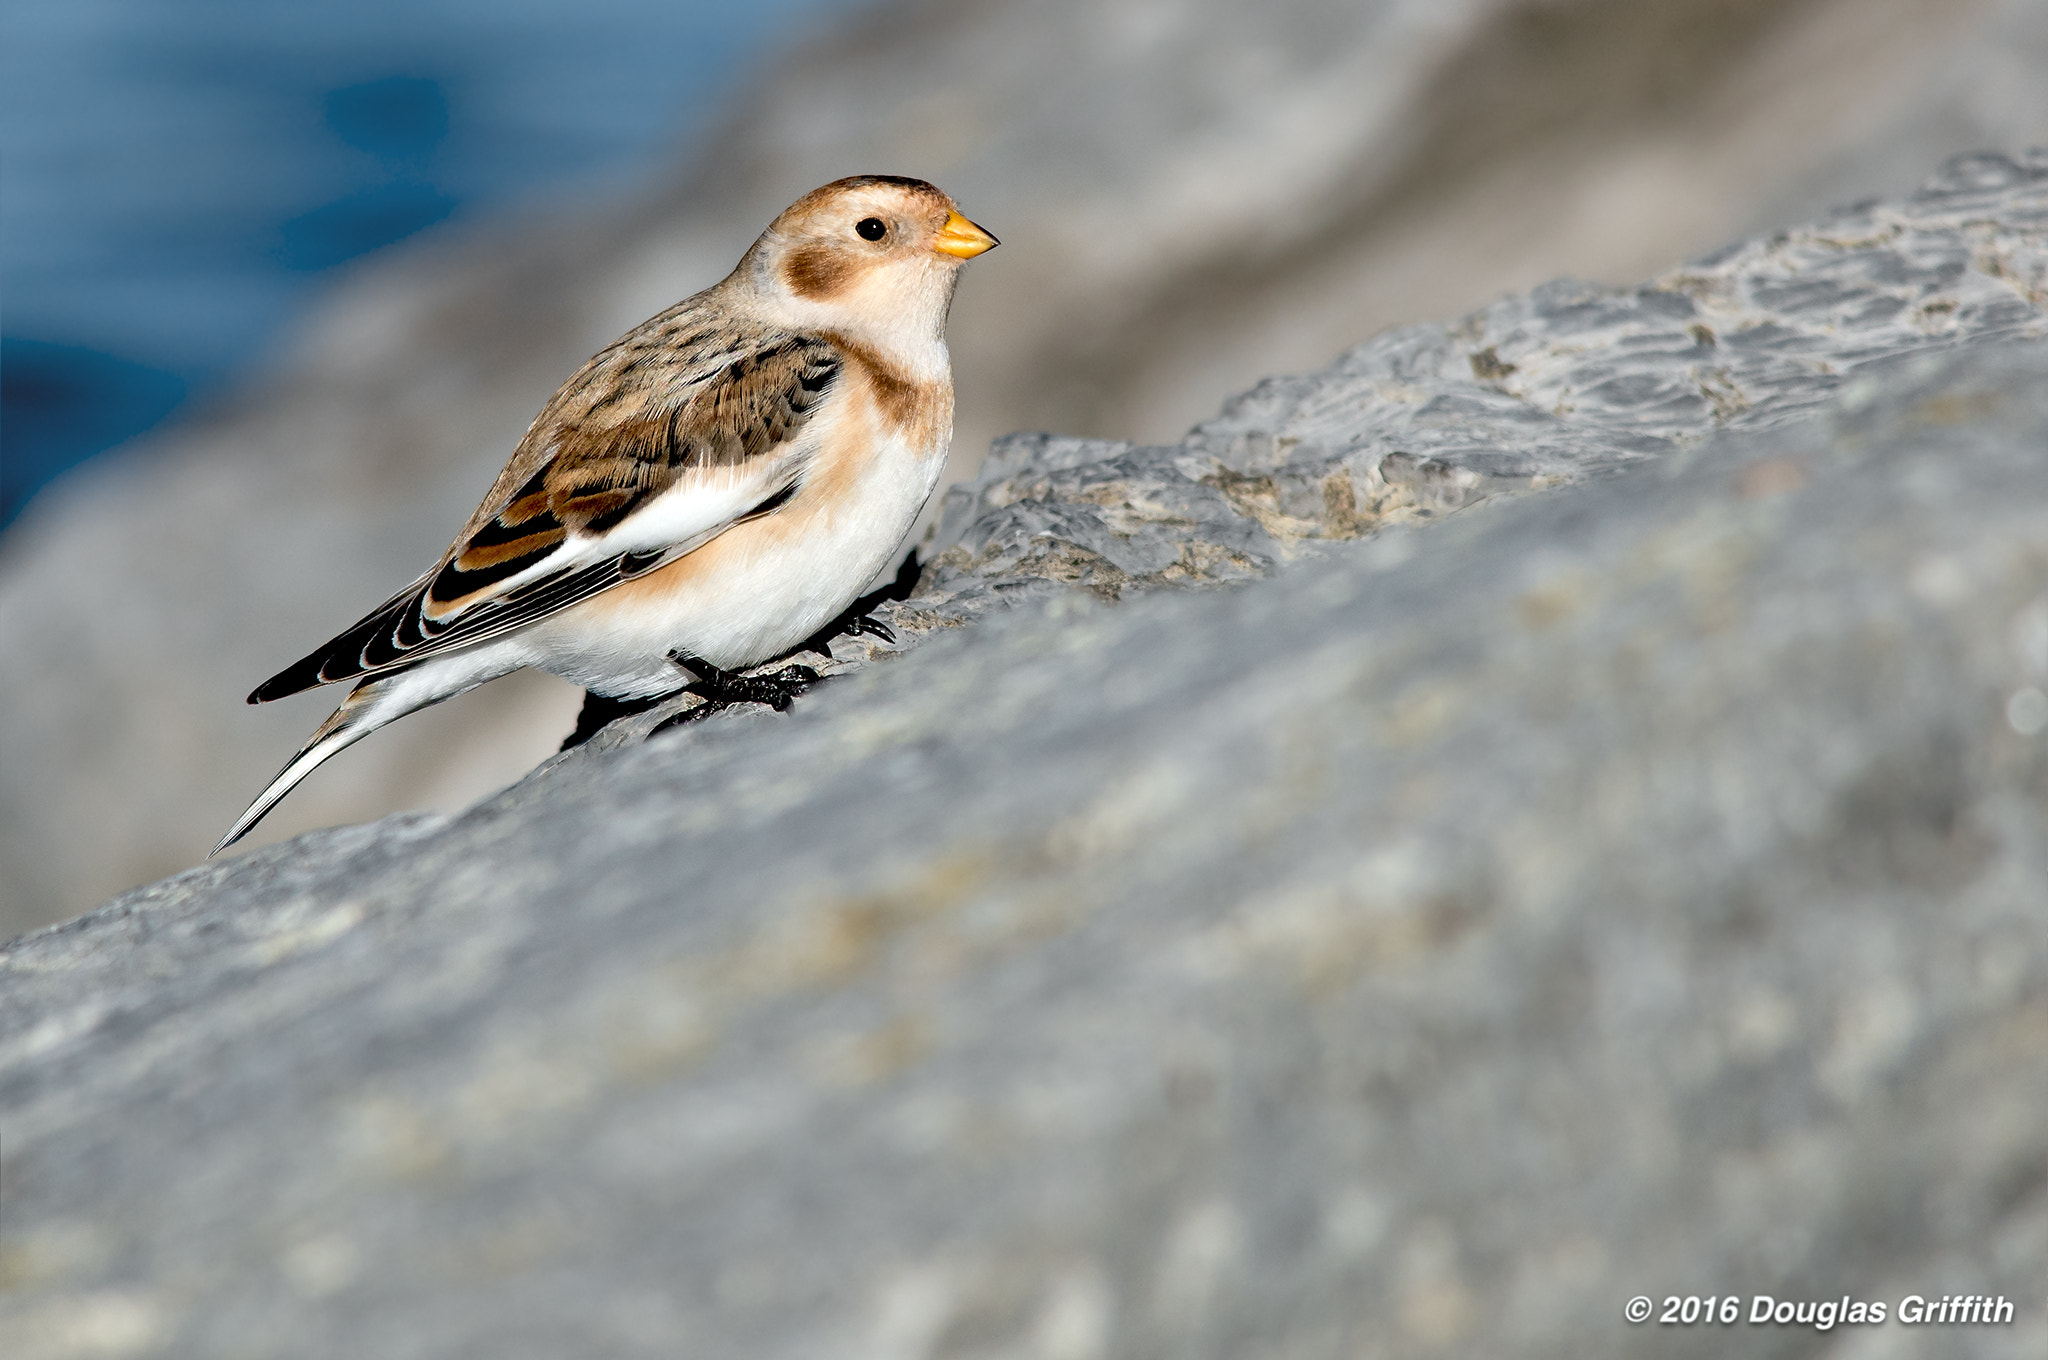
[{"xmin": 855, "ymin": 217, "xmax": 887, "ymax": 242}]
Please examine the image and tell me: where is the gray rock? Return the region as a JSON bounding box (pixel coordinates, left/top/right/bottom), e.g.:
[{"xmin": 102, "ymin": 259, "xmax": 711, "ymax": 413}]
[
  {"xmin": 6, "ymin": 163, "xmax": 2048, "ymax": 1358},
  {"xmin": 582, "ymin": 152, "xmax": 2048, "ymax": 731},
  {"xmin": 888, "ymin": 150, "xmax": 2048, "ymax": 635},
  {"xmin": 12, "ymin": 0, "xmax": 2048, "ymax": 934}
]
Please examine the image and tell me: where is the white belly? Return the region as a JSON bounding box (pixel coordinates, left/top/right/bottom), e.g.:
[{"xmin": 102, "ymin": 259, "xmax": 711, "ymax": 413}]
[{"xmin": 522, "ymin": 429, "xmax": 946, "ymax": 696}]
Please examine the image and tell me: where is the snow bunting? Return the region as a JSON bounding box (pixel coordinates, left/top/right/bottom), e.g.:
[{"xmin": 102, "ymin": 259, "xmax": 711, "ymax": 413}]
[{"xmin": 217, "ymin": 175, "xmax": 997, "ymax": 854}]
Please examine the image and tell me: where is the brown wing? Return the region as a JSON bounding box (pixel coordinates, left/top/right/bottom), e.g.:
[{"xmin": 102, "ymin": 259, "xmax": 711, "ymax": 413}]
[{"xmin": 249, "ymin": 310, "xmax": 843, "ymax": 703}]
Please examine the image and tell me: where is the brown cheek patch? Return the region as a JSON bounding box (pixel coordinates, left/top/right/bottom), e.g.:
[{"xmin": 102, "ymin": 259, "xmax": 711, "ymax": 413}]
[{"xmin": 783, "ymin": 244, "xmax": 857, "ymax": 300}]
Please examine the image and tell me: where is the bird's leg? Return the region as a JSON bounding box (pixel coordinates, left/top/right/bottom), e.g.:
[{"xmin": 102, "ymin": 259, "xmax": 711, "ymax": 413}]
[
  {"xmin": 791, "ymin": 549, "xmax": 922, "ymax": 659},
  {"xmin": 675, "ymin": 653, "xmax": 821, "ymax": 711},
  {"xmin": 650, "ymin": 650, "xmax": 821, "ymax": 735},
  {"xmin": 559, "ymin": 689, "xmax": 677, "ymax": 751},
  {"xmin": 654, "ymin": 551, "xmax": 922, "ymax": 736}
]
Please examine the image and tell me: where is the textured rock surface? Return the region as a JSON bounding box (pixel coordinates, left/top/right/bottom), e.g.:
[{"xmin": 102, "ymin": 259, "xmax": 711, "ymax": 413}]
[
  {"xmin": 6, "ymin": 162, "xmax": 2048, "ymax": 1358},
  {"xmin": 850, "ymin": 152, "xmax": 2048, "ymax": 656},
  {"xmin": 9, "ymin": 0, "xmax": 2048, "ymax": 934}
]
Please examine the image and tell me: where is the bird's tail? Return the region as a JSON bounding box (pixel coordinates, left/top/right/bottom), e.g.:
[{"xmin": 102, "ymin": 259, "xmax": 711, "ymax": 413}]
[{"xmin": 213, "ymin": 671, "xmax": 424, "ymax": 856}]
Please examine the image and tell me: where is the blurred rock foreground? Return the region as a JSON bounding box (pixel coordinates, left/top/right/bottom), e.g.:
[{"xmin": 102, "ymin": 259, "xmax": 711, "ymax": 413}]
[
  {"xmin": 7, "ymin": 0, "xmax": 2048, "ymax": 933},
  {"xmin": 5, "ymin": 154, "xmax": 2048, "ymax": 1358}
]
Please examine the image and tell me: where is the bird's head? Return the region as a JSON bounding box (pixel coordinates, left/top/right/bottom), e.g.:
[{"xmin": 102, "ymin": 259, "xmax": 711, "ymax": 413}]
[{"xmin": 736, "ymin": 175, "xmax": 997, "ymax": 354}]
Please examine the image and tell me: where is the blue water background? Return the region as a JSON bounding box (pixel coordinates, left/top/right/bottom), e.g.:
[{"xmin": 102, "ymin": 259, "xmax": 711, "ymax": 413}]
[{"xmin": 1, "ymin": 0, "xmax": 861, "ymax": 530}]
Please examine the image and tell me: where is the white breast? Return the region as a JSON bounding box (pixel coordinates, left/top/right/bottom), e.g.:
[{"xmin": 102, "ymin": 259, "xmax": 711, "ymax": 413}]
[{"xmin": 523, "ymin": 406, "xmax": 948, "ymax": 697}]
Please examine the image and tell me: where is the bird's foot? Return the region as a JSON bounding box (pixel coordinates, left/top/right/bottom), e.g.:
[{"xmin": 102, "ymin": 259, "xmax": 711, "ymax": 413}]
[
  {"xmin": 828, "ymin": 612, "xmax": 897, "ymax": 647},
  {"xmin": 651, "ymin": 652, "xmax": 820, "ymax": 736},
  {"xmin": 793, "ymin": 549, "xmax": 921, "ymax": 658},
  {"xmin": 796, "ymin": 605, "xmax": 893, "ymax": 659},
  {"xmin": 693, "ymin": 662, "xmax": 820, "ymax": 712}
]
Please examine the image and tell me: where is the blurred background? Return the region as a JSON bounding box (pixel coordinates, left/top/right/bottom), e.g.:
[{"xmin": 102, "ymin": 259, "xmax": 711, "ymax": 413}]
[
  {"xmin": 1, "ymin": 0, "xmax": 863, "ymax": 529},
  {"xmin": 4, "ymin": 0, "xmax": 2047, "ymax": 939}
]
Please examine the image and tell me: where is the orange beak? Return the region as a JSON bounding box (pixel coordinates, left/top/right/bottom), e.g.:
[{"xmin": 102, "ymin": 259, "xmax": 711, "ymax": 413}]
[{"xmin": 933, "ymin": 210, "xmax": 999, "ymax": 259}]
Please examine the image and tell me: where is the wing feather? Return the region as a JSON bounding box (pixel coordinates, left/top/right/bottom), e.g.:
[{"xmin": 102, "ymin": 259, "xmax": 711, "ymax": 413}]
[{"xmin": 250, "ymin": 309, "xmax": 843, "ymax": 704}]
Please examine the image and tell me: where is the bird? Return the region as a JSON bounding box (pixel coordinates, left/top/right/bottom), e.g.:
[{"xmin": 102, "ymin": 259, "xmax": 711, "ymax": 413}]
[{"xmin": 215, "ymin": 175, "xmax": 997, "ymax": 855}]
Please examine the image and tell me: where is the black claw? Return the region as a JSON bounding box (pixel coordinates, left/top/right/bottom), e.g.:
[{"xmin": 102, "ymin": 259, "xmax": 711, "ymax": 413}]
[
  {"xmin": 726, "ymin": 663, "xmax": 819, "ymax": 712},
  {"xmin": 655, "ymin": 651, "xmax": 820, "ymax": 731},
  {"xmin": 647, "ymin": 703, "xmax": 715, "ymax": 738},
  {"xmin": 792, "ymin": 548, "xmax": 920, "ymax": 658},
  {"xmin": 846, "ymin": 615, "xmax": 895, "ymax": 643}
]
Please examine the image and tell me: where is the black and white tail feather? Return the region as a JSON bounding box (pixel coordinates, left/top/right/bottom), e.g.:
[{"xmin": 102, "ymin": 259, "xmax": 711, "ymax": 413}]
[
  {"xmin": 213, "ymin": 319, "xmax": 839, "ymax": 854},
  {"xmin": 214, "ymin": 173, "xmax": 992, "ymax": 855},
  {"xmin": 211, "ymin": 471, "xmax": 803, "ymax": 856}
]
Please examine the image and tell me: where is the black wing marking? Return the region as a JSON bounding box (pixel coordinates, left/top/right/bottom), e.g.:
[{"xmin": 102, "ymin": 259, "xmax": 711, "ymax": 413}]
[
  {"xmin": 423, "ymin": 466, "xmax": 567, "ymax": 612},
  {"xmin": 246, "ymin": 477, "xmax": 813, "ymax": 704},
  {"xmin": 250, "ymin": 555, "xmax": 643, "ymax": 704},
  {"xmin": 248, "ymin": 328, "xmax": 843, "ymax": 704}
]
